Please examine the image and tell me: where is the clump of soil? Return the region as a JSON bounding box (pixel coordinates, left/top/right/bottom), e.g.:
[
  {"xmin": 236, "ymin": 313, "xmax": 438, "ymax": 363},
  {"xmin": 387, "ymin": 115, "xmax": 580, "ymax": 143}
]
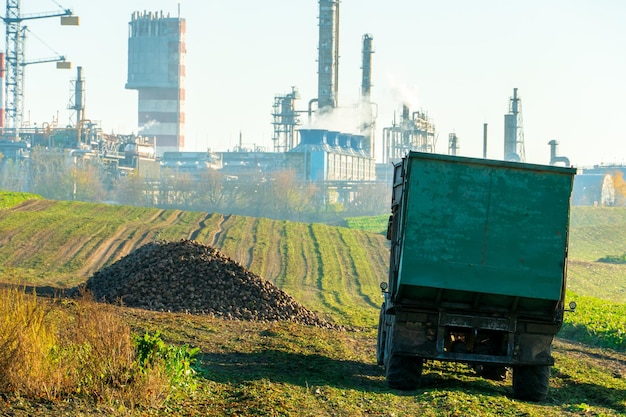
[{"xmin": 85, "ymin": 239, "xmax": 339, "ymax": 329}]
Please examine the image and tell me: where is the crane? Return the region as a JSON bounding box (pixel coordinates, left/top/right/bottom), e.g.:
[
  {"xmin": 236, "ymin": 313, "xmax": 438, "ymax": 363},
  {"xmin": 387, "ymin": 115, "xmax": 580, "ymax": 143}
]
[{"xmin": 1, "ymin": 0, "xmax": 78, "ymax": 138}]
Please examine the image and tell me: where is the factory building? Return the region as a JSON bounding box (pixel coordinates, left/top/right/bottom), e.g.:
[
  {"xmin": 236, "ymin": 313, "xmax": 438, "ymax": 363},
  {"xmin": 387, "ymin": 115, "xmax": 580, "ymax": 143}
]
[
  {"xmin": 160, "ymin": 151, "xmax": 221, "ymax": 174},
  {"xmin": 126, "ymin": 11, "xmax": 186, "ymax": 156},
  {"xmin": 572, "ymin": 164, "xmax": 626, "ymax": 206},
  {"xmin": 287, "ymin": 129, "xmax": 375, "ymax": 182}
]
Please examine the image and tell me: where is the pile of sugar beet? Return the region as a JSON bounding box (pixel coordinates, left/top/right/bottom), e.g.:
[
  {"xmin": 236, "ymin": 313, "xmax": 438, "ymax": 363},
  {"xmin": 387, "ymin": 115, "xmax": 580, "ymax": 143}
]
[{"xmin": 84, "ymin": 239, "xmax": 340, "ymax": 329}]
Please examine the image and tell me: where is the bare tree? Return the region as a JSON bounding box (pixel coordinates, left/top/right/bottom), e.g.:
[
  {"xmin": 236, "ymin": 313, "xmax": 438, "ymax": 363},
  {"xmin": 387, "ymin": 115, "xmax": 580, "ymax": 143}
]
[
  {"xmin": 345, "ymin": 182, "xmax": 389, "ymax": 215},
  {"xmin": 113, "ymin": 173, "xmax": 149, "ymax": 206},
  {"xmin": 29, "ymin": 148, "xmax": 74, "ymax": 199},
  {"xmin": 190, "ymin": 169, "xmax": 227, "ymax": 212},
  {"xmin": 612, "ymin": 171, "xmax": 626, "ymax": 206}
]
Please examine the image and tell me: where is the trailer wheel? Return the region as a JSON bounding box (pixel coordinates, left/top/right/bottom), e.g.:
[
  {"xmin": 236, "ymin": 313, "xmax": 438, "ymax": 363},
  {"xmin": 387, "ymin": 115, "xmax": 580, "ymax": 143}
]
[
  {"xmin": 512, "ymin": 365, "xmax": 550, "ymax": 402},
  {"xmin": 376, "ymin": 306, "xmax": 386, "ymax": 366},
  {"xmin": 385, "ymin": 354, "xmax": 423, "ymax": 390}
]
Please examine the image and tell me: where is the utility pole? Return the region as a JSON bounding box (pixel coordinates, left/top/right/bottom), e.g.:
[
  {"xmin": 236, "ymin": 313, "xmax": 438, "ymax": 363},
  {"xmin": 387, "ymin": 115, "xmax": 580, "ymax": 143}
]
[{"xmin": 1, "ymin": 0, "xmax": 78, "ymax": 139}]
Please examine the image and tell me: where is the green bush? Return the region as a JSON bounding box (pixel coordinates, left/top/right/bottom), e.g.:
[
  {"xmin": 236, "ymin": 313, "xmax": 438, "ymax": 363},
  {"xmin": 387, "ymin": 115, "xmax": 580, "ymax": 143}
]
[
  {"xmin": 597, "ymin": 253, "xmax": 626, "ymax": 264},
  {"xmin": 134, "ymin": 331, "xmax": 200, "ymax": 390}
]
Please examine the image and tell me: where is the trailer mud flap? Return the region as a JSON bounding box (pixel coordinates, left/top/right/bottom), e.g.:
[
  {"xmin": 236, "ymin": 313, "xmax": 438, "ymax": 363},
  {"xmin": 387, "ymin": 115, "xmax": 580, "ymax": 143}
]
[{"xmin": 388, "ymin": 319, "xmax": 435, "ymax": 357}]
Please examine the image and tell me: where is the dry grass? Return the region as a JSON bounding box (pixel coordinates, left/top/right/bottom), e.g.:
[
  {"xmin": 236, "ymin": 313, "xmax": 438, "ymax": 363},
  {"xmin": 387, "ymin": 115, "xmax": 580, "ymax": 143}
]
[
  {"xmin": 0, "ymin": 287, "xmax": 172, "ymax": 409},
  {"xmin": 0, "ymin": 286, "xmax": 53, "ymax": 395}
]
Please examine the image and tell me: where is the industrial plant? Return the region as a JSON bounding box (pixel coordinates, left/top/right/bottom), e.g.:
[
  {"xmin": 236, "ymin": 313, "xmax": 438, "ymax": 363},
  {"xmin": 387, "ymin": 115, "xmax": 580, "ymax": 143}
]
[{"xmin": 0, "ymin": 0, "xmax": 623, "ymax": 210}]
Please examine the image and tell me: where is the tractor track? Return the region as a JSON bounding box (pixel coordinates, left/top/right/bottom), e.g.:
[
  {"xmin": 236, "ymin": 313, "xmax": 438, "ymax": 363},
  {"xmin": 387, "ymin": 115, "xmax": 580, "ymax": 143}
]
[
  {"xmin": 210, "ymin": 214, "xmax": 230, "ymax": 247},
  {"xmin": 77, "ymin": 209, "xmax": 184, "ymax": 278},
  {"xmin": 188, "ymin": 212, "xmax": 212, "ymax": 241}
]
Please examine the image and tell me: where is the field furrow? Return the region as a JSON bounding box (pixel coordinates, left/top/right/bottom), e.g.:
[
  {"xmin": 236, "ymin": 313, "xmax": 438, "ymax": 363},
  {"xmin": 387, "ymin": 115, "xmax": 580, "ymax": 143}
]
[
  {"xmin": 211, "ymin": 214, "xmax": 235, "ymax": 251},
  {"xmin": 272, "ymin": 221, "xmax": 292, "ymax": 291},
  {"xmin": 247, "ymin": 217, "xmax": 280, "ymax": 280},
  {"xmin": 337, "ymin": 228, "xmax": 381, "ymax": 310},
  {"xmin": 308, "ymin": 224, "xmax": 355, "ymax": 321},
  {"xmin": 278, "ymin": 223, "xmax": 312, "ymax": 305},
  {"xmin": 215, "ymin": 215, "xmax": 256, "ymax": 268},
  {"xmin": 177, "ymin": 212, "xmax": 225, "ymax": 245}
]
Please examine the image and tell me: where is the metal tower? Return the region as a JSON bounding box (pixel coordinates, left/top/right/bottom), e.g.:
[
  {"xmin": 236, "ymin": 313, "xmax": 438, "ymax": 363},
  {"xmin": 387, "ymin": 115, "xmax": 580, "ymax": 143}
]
[
  {"xmin": 503, "ymin": 87, "xmax": 526, "ymax": 162},
  {"xmin": 361, "ymin": 34, "xmax": 373, "ymax": 99},
  {"xmin": 126, "ymin": 10, "xmax": 186, "ymax": 156},
  {"xmin": 272, "ymin": 86, "xmax": 300, "ymax": 152},
  {"xmin": 448, "ymin": 133, "xmax": 459, "ymax": 156},
  {"xmin": 381, "ymin": 105, "xmax": 436, "ymax": 164},
  {"xmin": 67, "ymin": 65, "xmax": 85, "ymax": 141},
  {"xmin": 317, "ymin": 0, "xmax": 339, "ymax": 111},
  {"xmin": 359, "ymin": 33, "xmax": 375, "ymax": 158},
  {"xmin": 2, "ymin": 0, "xmax": 77, "ymax": 137}
]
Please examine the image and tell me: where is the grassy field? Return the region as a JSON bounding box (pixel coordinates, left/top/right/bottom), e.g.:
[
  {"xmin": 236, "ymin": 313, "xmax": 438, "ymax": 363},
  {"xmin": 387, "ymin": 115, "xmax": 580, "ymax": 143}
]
[
  {"xmin": 0, "ymin": 191, "xmax": 41, "ymax": 208},
  {"xmin": 0, "ymin": 194, "xmax": 625, "ymax": 416}
]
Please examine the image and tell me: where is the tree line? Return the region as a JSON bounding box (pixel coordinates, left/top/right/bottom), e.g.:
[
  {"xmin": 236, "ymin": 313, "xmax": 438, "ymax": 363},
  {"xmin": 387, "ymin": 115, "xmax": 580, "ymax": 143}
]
[{"xmin": 0, "ymin": 147, "xmax": 391, "ymax": 223}]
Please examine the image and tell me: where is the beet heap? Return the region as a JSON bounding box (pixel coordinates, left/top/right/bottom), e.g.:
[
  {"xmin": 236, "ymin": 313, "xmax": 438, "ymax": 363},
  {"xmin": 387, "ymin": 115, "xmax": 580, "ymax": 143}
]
[{"xmin": 85, "ymin": 239, "xmax": 338, "ymax": 329}]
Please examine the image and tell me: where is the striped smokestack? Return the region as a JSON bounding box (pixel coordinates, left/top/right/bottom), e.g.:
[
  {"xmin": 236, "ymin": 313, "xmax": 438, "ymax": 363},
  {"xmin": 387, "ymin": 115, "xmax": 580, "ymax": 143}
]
[{"xmin": 126, "ymin": 11, "xmax": 186, "ymax": 156}]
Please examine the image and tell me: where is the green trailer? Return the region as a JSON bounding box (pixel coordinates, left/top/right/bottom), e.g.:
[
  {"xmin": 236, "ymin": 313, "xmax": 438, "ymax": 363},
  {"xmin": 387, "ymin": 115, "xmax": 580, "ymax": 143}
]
[{"xmin": 377, "ymin": 151, "xmax": 576, "ymax": 401}]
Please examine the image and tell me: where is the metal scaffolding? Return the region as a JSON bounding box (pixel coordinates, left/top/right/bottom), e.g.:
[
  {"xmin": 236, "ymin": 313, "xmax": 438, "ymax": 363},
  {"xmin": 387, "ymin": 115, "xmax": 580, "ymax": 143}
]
[
  {"xmin": 1, "ymin": 0, "xmax": 76, "ymax": 137},
  {"xmin": 504, "ymin": 87, "xmax": 525, "ymax": 162},
  {"xmin": 382, "ymin": 105, "xmax": 436, "ymax": 164},
  {"xmin": 271, "ymin": 87, "xmax": 301, "ymax": 153}
]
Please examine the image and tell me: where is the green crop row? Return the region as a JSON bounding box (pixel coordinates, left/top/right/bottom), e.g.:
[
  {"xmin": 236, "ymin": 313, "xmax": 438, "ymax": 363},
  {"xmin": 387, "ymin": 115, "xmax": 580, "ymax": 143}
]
[{"xmin": 292, "ymin": 222, "xmax": 322, "ymax": 303}]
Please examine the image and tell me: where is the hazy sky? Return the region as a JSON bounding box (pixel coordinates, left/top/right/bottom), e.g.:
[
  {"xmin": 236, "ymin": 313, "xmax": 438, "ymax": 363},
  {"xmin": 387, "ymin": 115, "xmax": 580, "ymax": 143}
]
[{"xmin": 14, "ymin": 1, "xmax": 626, "ymax": 166}]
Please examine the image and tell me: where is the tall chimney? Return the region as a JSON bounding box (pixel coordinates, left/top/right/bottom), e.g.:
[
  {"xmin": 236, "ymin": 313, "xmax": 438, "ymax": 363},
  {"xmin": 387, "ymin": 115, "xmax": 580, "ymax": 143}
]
[
  {"xmin": 317, "ymin": 0, "xmax": 340, "ymax": 111},
  {"xmin": 75, "ymin": 66, "xmax": 85, "ymax": 122},
  {"xmin": 360, "ymin": 33, "xmax": 374, "ymax": 157},
  {"xmin": 361, "ymin": 34, "xmax": 373, "ymax": 98},
  {"xmin": 483, "ymin": 123, "xmax": 488, "ymax": 158}
]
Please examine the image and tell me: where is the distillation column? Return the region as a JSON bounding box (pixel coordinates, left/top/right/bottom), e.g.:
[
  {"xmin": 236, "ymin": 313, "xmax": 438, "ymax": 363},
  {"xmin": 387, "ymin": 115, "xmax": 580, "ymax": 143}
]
[
  {"xmin": 272, "ymin": 87, "xmax": 300, "ymax": 152},
  {"xmin": 69, "ymin": 66, "xmax": 85, "ymax": 143},
  {"xmin": 317, "ymin": 0, "xmax": 340, "ymax": 111},
  {"xmin": 503, "ymin": 87, "xmax": 526, "ymax": 162},
  {"xmin": 360, "ymin": 33, "xmax": 374, "ymax": 158}
]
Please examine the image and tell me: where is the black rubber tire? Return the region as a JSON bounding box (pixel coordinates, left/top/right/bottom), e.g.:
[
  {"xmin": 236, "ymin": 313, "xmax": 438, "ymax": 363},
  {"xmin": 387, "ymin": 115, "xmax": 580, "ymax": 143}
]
[
  {"xmin": 385, "ymin": 354, "xmax": 423, "ymax": 390},
  {"xmin": 512, "ymin": 365, "xmax": 550, "ymax": 402},
  {"xmin": 376, "ymin": 306, "xmax": 386, "ymax": 366}
]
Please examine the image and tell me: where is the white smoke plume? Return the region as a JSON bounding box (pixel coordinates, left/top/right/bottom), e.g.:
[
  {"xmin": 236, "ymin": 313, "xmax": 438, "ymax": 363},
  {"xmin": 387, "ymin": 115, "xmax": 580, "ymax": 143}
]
[
  {"xmin": 139, "ymin": 119, "xmax": 159, "ymax": 133},
  {"xmin": 386, "ymin": 72, "xmax": 422, "ymax": 113},
  {"xmin": 301, "ymin": 100, "xmax": 373, "ymax": 135}
]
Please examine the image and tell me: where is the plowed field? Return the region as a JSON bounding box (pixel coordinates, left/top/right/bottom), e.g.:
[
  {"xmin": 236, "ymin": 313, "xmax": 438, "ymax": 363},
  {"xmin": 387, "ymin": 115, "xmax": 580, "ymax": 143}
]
[{"xmin": 0, "ymin": 199, "xmax": 387, "ymax": 326}]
